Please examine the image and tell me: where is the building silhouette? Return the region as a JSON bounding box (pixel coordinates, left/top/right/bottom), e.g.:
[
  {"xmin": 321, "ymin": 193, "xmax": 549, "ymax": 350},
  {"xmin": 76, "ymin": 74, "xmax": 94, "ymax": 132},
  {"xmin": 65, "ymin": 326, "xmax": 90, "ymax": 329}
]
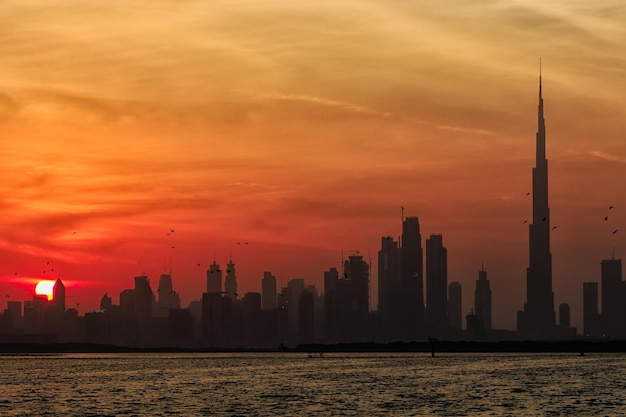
[
  {"xmin": 601, "ymin": 257, "xmax": 622, "ymax": 337},
  {"xmin": 156, "ymin": 273, "xmax": 181, "ymax": 317},
  {"xmin": 207, "ymin": 260, "xmax": 223, "ymax": 294},
  {"xmin": 298, "ymin": 290, "xmax": 315, "ymax": 344},
  {"xmin": 518, "ymin": 68, "xmax": 556, "ymax": 339},
  {"xmin": 285, "ymin": 278, "xmax": 305, "ymax": 337},
  {"xmin": 474, "ymin": 266, "xmax": 492, "ymax": 331},
  {"xmin": 378, "ymin": 236, "xmax": 398, "ymax": 337},
  {"xmin": 448, "ymin": 281, "xmax": 462, "ymax": 333},
  {"xmin": 134, "ymin": 275, "xmax": 153, "ymax": 320},
  {"xmin": 323, "ymin": 256, "xmax": 370, "ymax": 343},
  {"xmin": 52, "ymin": 278, "xmax": 65, "ymax": 314},
  {"xmin": 400, "ymin": 216, "xmax": 424, "ymax": 339},
  {"xmin": 225, "ymin": 258, "xmax": 237, "ymax": 300},
  {"xmin": 261, "ymin": 271, "xmax": 277, "ymax": 310},
  {"xmin": 426, "ymin": 234, "xmax": 447, "ymax": 336},
  {"xmin": 582, "ymin": 281, "xmax": 600, "ymax": 337}
]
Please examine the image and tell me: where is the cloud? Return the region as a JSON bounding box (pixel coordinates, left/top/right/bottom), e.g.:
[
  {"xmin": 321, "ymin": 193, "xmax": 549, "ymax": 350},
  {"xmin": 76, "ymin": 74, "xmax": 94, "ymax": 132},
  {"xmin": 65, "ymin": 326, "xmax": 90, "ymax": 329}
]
[
  {"xmin": 590, "ymin": 151, "xmax": 626, "ymax": 164},
  {"xmin": 263, "ymin": 93, "xmax": 392, "ymax": 118}
]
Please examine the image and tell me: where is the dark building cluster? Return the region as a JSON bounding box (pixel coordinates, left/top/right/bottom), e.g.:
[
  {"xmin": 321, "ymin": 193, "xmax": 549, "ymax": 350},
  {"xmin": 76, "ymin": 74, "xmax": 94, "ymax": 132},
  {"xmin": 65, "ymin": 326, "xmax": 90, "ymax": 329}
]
[{"xmin": 0, "ymin": 72, "xmax": 619, "ymax": 347}]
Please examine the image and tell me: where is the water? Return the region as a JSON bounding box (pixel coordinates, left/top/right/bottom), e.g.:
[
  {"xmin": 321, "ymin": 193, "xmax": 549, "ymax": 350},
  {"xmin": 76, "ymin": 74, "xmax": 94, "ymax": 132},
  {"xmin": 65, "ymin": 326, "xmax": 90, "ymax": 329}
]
[{"xmin": 1, "ymin": 353, "xmax": 626, "ymax": 416}]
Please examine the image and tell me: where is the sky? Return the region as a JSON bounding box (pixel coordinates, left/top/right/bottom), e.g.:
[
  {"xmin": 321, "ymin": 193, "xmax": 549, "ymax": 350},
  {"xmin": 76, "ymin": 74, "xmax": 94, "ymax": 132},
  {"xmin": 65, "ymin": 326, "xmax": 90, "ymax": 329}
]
[{"xmin": 0, "ymin": 0, "xmax": 625, "ymax": 330}]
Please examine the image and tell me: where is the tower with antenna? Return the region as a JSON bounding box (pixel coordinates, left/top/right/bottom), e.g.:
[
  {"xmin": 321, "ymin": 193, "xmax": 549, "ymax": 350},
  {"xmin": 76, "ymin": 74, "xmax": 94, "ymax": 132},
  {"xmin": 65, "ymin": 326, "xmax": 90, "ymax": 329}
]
[{"xmin": 519, "ymin": 59, "xmax": 556, "ymax": 339}]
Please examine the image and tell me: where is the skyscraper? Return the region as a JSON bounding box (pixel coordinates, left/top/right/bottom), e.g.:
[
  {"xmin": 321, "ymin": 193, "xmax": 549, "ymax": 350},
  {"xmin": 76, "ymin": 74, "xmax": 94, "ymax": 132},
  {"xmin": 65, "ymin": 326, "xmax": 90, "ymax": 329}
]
[
  {"xmin": 426, "ymin": 234, "xmax": 447, "ymax": 336},
  {"xmin": 520, "ymin": 66, "xmax": 556, "ymax": 339},
  {"xmin": 207, "ymin": 260, "xmax": 222, "ymax": 294},
  {"xmin": 224, "ymin": 258, "xmax": 237, "ymax": 300},
  {"xmin": 582, "ymin": 281, "xmax": 599, "ymax": 337},
  {"xmin": 448, "ymin": 281, "xmax": 462, "ymax": 332},
  {"xmin": 474, "ymin": 267, "xmax": 492, "ymax": 331},
  {"xmin": 400, "ymin": 216, "xmax": 424, "ymax": 340},
  {"xmin": 52, "ymin": 278, "xmax": 65, "ymax": 314},
  {"xmin": 156, "ymin": 273, "xmax": 181, "ymax": 317},
  {"xmin": 377, "ymin": 236, "xmax": 398, "ymax": 319},
  {"xmin": 134, "ymin": 275, "xmax": 153, "ymax": 320},
  {"xmin": 261, "ymin": 271, "xmax": 277, "ymax": 310},
  {"xmin": 601, "ymin": 258, "xmax": 622, "ymax": 337}
]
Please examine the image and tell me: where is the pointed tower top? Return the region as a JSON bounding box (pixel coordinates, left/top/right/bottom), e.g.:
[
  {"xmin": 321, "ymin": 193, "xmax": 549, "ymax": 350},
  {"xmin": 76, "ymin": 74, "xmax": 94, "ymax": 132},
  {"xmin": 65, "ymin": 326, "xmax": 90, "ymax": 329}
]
[{"xmin": 539, "ymin": 57, "xmax": 542, "ymax": 98}]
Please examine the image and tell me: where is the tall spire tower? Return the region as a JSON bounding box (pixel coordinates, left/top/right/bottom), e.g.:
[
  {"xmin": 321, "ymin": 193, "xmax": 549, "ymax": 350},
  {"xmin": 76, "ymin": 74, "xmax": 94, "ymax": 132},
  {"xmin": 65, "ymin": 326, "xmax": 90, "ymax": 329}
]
[{"xmin": 520, "ymin": 61, "xmax": 556, "ymax": 338}]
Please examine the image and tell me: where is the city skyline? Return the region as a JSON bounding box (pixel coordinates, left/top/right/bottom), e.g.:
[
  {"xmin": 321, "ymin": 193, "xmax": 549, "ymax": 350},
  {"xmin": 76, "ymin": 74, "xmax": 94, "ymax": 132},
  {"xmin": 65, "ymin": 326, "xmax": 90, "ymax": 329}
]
[{"xmin": 1, "ymin": 1, "xmax": 625, "ymax": 331}]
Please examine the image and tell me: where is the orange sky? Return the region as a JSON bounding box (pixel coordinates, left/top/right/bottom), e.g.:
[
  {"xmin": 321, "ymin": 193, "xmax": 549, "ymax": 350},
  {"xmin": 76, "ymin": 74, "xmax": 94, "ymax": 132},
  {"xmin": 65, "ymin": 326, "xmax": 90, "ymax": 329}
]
[{"xmin": 1, "ymin": 0, "xmax": 625, "ymax": 330}]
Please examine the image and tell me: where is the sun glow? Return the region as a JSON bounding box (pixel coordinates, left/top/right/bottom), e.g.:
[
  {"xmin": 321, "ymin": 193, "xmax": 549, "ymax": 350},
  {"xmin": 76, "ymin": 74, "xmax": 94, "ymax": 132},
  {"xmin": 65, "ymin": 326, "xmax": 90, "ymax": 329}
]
[{"xmin": 35, "ymin": 280, "xmax": 55, "ymax": 301}]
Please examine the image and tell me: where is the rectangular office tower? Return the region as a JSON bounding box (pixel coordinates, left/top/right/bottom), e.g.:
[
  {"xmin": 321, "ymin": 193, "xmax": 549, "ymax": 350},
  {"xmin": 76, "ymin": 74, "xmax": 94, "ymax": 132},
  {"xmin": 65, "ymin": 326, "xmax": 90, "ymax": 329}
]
[
  {"xmin": 582, "ymin": 282, "xmax": 599, "ymax": 337},
  {"xmin": 601, "ymin": 258, "xmax": 622, "ymax": 337},
  {"xmin": 426, "ymin": 234, "xmax": 447, "ymax": 336}
]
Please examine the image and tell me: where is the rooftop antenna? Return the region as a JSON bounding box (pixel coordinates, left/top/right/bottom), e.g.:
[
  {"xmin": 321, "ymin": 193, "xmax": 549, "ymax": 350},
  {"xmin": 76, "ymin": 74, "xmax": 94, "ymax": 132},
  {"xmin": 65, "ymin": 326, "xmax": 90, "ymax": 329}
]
[
  {"xmin": 169, "ymin": 256, "xmax": 172, "ymax": 276},
  {"xmin": 539, "ymin": 57, "xmax": 542, "ymax": 97},
  {"xmin": 612, "ymin": 247, "xmax": 616, "ymax": 260},
  {"xmin": 401, "ymin": 205, "xmax": 405, "ymax": 222}
]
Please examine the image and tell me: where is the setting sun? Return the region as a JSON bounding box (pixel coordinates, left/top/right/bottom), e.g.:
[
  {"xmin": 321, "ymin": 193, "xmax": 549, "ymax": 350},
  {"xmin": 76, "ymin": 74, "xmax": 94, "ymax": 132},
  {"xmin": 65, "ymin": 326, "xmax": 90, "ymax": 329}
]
[{"xmin": 35, "ymin": 280, "xmax": 55, "ymax": 301}]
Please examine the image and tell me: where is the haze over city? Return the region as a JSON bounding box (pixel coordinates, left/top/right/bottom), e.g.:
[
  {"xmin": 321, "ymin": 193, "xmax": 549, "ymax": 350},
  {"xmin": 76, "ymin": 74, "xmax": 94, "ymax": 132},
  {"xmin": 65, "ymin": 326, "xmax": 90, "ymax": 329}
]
[{"xmin": 1, "ymin": 0, "xmax": 625, "ymax": 331}]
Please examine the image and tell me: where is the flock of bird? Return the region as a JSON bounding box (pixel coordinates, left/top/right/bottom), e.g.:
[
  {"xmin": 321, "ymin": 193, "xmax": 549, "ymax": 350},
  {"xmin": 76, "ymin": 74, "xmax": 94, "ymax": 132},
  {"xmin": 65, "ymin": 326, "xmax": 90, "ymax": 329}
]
[{"xmin": 522, "ymin": 192, "xmax": 618, "ymax": 235}]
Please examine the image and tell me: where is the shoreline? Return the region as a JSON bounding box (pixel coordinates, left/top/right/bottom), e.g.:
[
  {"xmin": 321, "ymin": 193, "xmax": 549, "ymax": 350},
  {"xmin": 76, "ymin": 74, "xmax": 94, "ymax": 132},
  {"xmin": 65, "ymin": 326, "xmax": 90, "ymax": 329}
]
[{"xmin": 1, "ymin": 340, "xmax": 625, "ymax": 354}]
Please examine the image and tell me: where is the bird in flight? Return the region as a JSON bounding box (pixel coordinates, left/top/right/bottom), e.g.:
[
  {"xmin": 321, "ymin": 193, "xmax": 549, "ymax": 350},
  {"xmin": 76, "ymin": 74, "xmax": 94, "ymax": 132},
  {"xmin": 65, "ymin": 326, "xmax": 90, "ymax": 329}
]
[
  {"xmin": 613, "ymin": 229, "xmax": 619, "ymax": 234},
  {"xmin": 610, "ymin": 206, "xmax": 615, "ymax": 210},
  {"xmin": 523, "ymin": 220, "xmax": 528, "ymax": 224},
  {"xmin": 605, "ymin": 216, "xmax": 609, "ymax": 221},
  {"xmin": 552, "ymin": 226, "xmax": 557, "ymax": 230},
  {"xmin": 171, "ymin": 229, "xmax": 175, "ymax": 233}
]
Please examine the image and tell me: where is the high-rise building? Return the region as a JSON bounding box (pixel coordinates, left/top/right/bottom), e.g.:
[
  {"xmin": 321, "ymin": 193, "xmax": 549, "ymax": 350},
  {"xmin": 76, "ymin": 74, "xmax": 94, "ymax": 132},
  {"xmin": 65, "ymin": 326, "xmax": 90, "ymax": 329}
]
[
  {"xmin": 207, "ymin": 260, "xmax": 223, "ymax": 294},
  {"xmin": 558, "ymin": 303, "xmax": 570, "ymax": 328},
  {"xmin": 519, "ymin": 67, "xmax": 556, "ymax": 339},
  {"xmin": 347, "ymin": 255, "xmax": 369, "ymax": 318},
  {"xmin": 100, "ymin": 293, "xmax": 113, "ymax": 311},
  {"xmin": 323, "ymin": 267, "xmax": 339, "ymax": 342},
  {"xmin": 286, "ymin": 278, "xmax": 305, "ymax": 335},
  {"xmin": 224, "ymin": 259, "xmax": 237, "ymax": 300},
  {"xmin": 6, "ymin": 300, "xmax": 21, "ymax": 329},
  {"xmin": 474, "ymin": 267, "xmax": 492, "ymax": 330},
  {"xmin": 119, "ymin": 289, "xmax": 136, "ymax": 318},
  {"xmin": 426, "ymin": 234, "xmax": 447, "ymax": 336},
  {"xmin": 448, "ymin": 281, "xmax": 462, "ymax": 332},
  {"xmin": 377, "ymin": 236, "xmax": 398, "ymax": 318},
  {"xmin": 262, "ymin": 271, "xmax": 277, "ymax": 310},
  {"xmin": 601, "ymin": 258, "xmax": 622, "ymax": 337},
  {"xmin": 298, "ymin": 290, "xmax": 315, "ymax": 344},
  {"xmin": 401, "ymin": 216, "xmax": 424, "ymax": 333},
  {"xmin": 52, "ymin": 278, "xmax": 65, "ymax": 314},
  {"xmin": 134, "ymin": 275, "xmax": 153, "ymax": 320},
  {"xmin": 156, "ymin": 273, "xmax": 181, "ymax": 317},
  {"xmin": 582, "ymin": 281, "xmax": 599, "ymax": 337}
]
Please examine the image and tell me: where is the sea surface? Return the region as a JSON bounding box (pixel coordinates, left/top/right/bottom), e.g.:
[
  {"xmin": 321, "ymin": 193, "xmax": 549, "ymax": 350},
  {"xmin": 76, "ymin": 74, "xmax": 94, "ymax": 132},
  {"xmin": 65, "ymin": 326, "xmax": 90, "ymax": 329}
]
[{"xmin": 1, "ymin": 352, "xmax": 626, "ymax": 416}]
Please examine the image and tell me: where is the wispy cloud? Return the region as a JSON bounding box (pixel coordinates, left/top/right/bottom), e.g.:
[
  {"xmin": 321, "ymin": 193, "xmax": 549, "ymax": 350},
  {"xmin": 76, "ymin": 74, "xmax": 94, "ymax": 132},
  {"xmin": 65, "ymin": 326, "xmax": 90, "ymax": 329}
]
[
  {"xmin": 590, "ymin": 151, "xmax": 626, "ymax": 164},
  {"xmin": 263, "ymin": 93, "xmax": 392, "ymax": 118}
]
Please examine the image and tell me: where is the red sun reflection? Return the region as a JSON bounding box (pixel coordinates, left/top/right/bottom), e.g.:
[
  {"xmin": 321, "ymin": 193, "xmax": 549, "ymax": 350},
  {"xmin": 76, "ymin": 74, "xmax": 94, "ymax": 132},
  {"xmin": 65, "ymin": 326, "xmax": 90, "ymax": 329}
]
[{"xmin": 35, "ymin": 280, "xmax": 55, "ymax": 301}]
